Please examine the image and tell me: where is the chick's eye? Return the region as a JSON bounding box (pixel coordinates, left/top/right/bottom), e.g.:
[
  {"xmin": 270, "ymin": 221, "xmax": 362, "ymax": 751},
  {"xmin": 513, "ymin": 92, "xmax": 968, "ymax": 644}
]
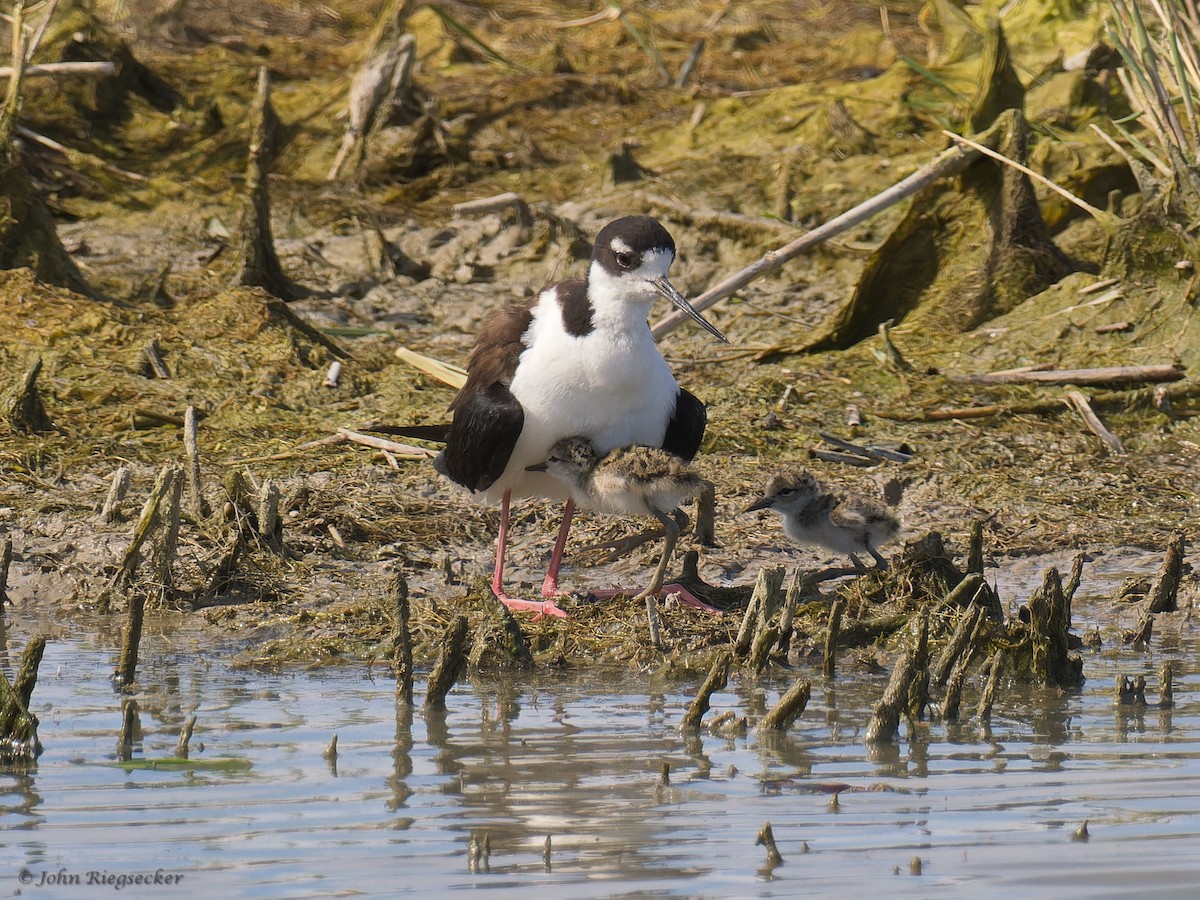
[
  {"xmin": 614, "ymin": 251, "xmax": 636, "ymax": 269},
  {"xmin": 777, "ymin": 488, "xmax": 796, "ymax": 497}
]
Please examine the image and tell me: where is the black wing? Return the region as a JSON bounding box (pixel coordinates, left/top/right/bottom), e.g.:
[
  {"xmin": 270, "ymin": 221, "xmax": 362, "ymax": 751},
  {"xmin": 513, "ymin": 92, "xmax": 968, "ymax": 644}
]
[
  {"xmin": 660, "ymin": 388, "xmax": 706, "ymax": 461},
  {"xmin": 435, "ymin": 382, "xmax": 524, "ymax": 492}
]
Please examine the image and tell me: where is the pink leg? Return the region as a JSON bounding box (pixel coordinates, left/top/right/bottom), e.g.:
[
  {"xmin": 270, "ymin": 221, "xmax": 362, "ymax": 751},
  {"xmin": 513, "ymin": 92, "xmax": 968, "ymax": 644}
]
[
  {"xmin": 540, "ymin": 498, "xmax": 576, "ymax": 598},
  {"xmin": 491, "ymin": 489, "xmax": 568, "ymax": 620}
]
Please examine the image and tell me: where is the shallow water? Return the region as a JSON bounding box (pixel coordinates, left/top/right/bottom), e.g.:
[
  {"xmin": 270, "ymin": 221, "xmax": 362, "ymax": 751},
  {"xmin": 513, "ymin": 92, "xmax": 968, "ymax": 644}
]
[{"xmin": 2, "ymin": 550, "xmax": 1198, "ymax": 898}]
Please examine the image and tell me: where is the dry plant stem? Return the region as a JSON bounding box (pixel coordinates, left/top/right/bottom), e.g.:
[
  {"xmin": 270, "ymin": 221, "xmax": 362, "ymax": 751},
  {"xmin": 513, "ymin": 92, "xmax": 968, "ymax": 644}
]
[
  {"xmin": 755, "ymin": 822, "xmax": 784, "ymax": 867},
  {"xmin": 391, "ymin": 573, "xmax": 414, "ymax": 705},
  {"xmin": 4, "ymin": 356, "xmax": 52, "ymax": 434},
  {"xmin": 22, "ymin": 0, "xmax": 58, "ymax": 62},
  {"xmin": 1065, "ymin": 390, "xmax": 1125, "ymax": 454},
  {"xmin": 143, "ymin": 339, "xmax": 170, "ymax": 378},
  {"xmin": 1064, "ymin": 553, "xmax": 1085, "ymax": 607},
  {"xmin": 101, "ymin": 466, "xmax": 132, "ymax": 523},
  {"xmin": 865, "ymin": 651, "xmax": 917, "ymax": 744},
  {"xmin": 424, "ymin": 615, "xmax": 469, "ymax": 710},
  {"xmin": 0, "ymin": 4, "xmax": 26, "ymax": 150},
  {"xmin": 757, "ymin": 678, "xmax": 812, "ymax": 733},
  {"xmin": 645, "ymin": 594, "xmax": 662, "ymax": 650},
  {"xmin": 116, "ymin": 466, "xmax": 176, "ymax": 586},
  {"xmin": 1159, "ymin": 663, "xmax": 1174, "ymax": 709},
  {"xmin": 977, "ymin": 651, "xmax": 1004, "ymax": 725},
  {"xmin": 933, "ymin": 603, "xmax": 986, "ymax": 688},
  {"xmin": 150, "ymin": 468, "xmax": 183, "ymax": 603},
  {"xmin": 337, "ymin": 428, "xmax": 436, "ymax": 458},
  {"xmin": 0, "ymin": 60, "xmax": 114, "ymax": 79},
  {"xmin": 749, "ymin": 624, "xmax": 780, "ymax": 672},
  {"xmin": 967, "ymin": 521, "xmax": 984, "ymax": 575},
  {"xmin": 115, "ymin": 593, "xmax": 146, "ymax": 688},
  {"xmin": 681, "ymin": 651, "xmax": 731, "ymax": 730},
  {"xmin": 651, "ymin": 141, "xmax": 980, "ymax": 338},
  {"xmin": 0, "ymin": 536, "xmax": 11, "ymax": 614},
  {"xmin": 183, "ymin": 407, "xmax": 208, "ymax": 520},
  {"xmin": 956, "ymin": 364, "xmax": 1183, "ymax": 386},
  {"xmin": 823, "ymin": 599, "xmax": 845, "ymax": 679},
  {"xmin": 736, "ymin": 565, "xmax": 785, "ymax": 656},
  {"xmin": 258, "ymin": 479, "xmax": 283, "ymax": 554},
  {"xmin": 176, "ymin": 715, "xmax": 197, "ymax": 759},
  {"xmin": 0, "ymin": 635, "xmax": 45, "ymax": 736},
  {"xmin": 117, "ymin": 700, "xmax": 138, "ymax": 761},
  {"xmin": 777, "ymin": 568, "xmax": 803, "ymax": 654},
  {"xmin": 941, "ymin": 129, "xmax": 1115, "ymax": 225},
  {"xmin": 235, "ymin": 67, "xmax": 295, "ymax": 299},
  {"xmin": 942, "ymin": 607, "xmax": 987, "ymax": 720},
  {"xmin": 1146, "ymin": 531, "xmax": 1184, "ymax": 614}
]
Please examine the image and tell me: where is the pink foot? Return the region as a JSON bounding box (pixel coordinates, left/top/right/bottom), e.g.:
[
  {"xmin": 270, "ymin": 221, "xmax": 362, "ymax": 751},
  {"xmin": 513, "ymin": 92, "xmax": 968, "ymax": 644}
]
[{"xmin": 495, "ymin": 591, "xmax": 569, "ymax": 620}]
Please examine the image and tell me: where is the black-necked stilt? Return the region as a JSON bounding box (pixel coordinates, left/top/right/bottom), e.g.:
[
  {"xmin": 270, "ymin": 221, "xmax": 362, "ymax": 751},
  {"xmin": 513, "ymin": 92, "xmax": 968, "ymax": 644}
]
[
  {"xmin": 745, "ymin": 467, "xmax": 899, "ymax": 570},
  {"xmin": 434, "ymin": 215, "xmax": 727, "ymax": 617},
  {"xmin": 528, "ymin": 437, "xmax": 717, "ymax": 610}
]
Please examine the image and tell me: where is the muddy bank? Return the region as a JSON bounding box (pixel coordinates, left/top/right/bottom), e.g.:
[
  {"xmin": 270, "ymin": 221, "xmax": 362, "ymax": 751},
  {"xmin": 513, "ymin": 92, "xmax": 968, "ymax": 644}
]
[{"xmin": 1, "ymin": 1, "xmax": 1199, "ymax": 671}]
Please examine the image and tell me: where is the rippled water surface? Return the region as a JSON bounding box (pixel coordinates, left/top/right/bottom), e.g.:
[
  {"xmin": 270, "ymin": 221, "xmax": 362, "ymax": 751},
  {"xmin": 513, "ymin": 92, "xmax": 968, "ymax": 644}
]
[{"xmin": 2, "ymin": 549, "xmax": 1198, "ymax": 898}]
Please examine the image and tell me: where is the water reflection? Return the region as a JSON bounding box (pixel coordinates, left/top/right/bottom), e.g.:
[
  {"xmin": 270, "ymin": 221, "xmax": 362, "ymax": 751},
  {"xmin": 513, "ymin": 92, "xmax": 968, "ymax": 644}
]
[{"xmin": 0, "ymin": 589, "xmax": 1196, "ymax": 895}]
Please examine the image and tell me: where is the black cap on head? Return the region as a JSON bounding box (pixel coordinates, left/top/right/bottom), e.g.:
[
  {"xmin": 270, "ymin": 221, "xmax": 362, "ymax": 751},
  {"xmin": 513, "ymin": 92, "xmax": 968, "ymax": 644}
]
[{"xmin": 592, "ymin": 215, "xmax": 676, "ymax": 274}]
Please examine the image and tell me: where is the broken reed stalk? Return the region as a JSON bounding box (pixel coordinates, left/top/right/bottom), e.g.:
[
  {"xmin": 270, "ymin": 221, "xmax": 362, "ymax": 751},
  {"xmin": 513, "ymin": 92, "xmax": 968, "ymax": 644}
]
[
  {"xmin": 757, "ymin": 678, "xmax": 812, "ymax": 733},
  {"xmin": 748, "ymin": 624, "xmax": 780, "ymax": 672},
  {"xmin": 101, "ymin": 466, "xmax": 132, "ymax": 523},
  {"xmin": 942, "ymin": 607, "xmax": 988, "ymax": 720},
  {"xmin": 908, "ymin": 614, "xmax": 931, "ymax": 722},
  {"xmin": 117, "ymin": 699, "xmax": 138, "ymax": 761},
  {"xmin": 1026, "ymin": 567, "xmax": 1083, "ymax": 688},
  {"xmin": 143, "ymin": 338, "xmax": 170, "ymax": 378},
  {"xmin": 651, "ymin": 140, "xmax": 983, "ymax": 338},
  {"xmin": 0, "ymin": 535, "xmax": 11, "ymax": 616},
  {"xmin": 776, "ymin": 567, "xmax": 803, "ymax": 655},
  {"xmin": 735, "ymin": 565, "xmax": 785, "ymax": 656},
  {"xmin": 0, "ymin": 636, "xmax": 46, "ymax": 763},
  {"xmin": 1064, "ymin": 553, "xmax": 1085, "ymax": 608},
  {"xmin": 391, "ymin": 573, "xmax": 414, "ymax": 705},
  {"xmin": 235, "ymin": 66, "xmax": 298, "ymax": 299},
  {"xmin": 4, "ymin": 355, "xmax": 52, "ymax": 433},
  {"xmin": 183, "ymin": 406, "xmax": 209, "ymax": 520},
  {"xmin": 150, "ymin": 468, "xmax": 183, "ymax": 604},
  {"xmin": 822, "ymin": 598, "xmax": 845, "ymax": 678},
  {"xmin": 966, "ymin": 520, "xmax": 984, "ymax": 574},
  {"xmin": 933, "ymin": 604, "xmax": 987, "ymax": 688},
  {"xmin": 954, "ymin": 364, "xmax": 1183, "ymax": 386},
  {"xmin": 1146, "ymin": 531, "xmax": 1184, "ymax": 613},
  {"xmin": 681, "ymin": 651, "xmax": 731, "ymax": 730},
  {"xmin": 977, "ymin": 651, "xmax": 1004, "ymax": 726},
  {"xmin": 865, "ymin": 651, "xmax": 918, "ymax": 744},
  {"xmin": 257, "ymin": 478, "xmax": 283, "ymax": 553},
  {"xmin": 424, "ymin": 615, "xmax": 469, "ymax": 710},
  {"xmin": 115, "ymin": 466, "xmax": 176, "ymax": 586},
  {"xmin": 1159, "ymin": 662, "xmax": 1174, "ymax": 709},
  {"xmin": 1065, "ymin": 390, "xmax": 1125, "ymax": 454},
  {"xmin": 755, "ymin": 822, "xmax": 784, "ymax": 867},
  {"xmin": 114, "ymin": 593, "xmax": 145, "ymax": 688},
  {"xmin": 645, "ymin": 594, "xmax": 662, "ymax": 649},
  {"xmin": 176, "ymin": 715, "xmax": 197, "ymax": 759}
]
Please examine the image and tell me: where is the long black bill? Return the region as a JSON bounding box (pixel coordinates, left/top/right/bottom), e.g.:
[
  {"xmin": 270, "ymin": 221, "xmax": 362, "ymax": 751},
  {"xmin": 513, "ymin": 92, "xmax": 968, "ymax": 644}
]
[
  {"xmin": 651, "ymin": 277, "xmax": 728, "ymax": 344},
  {"xmin": 744, "ymin": 496, "xmax": 773, "ymax": 514},
  {"xmin": 525, "ymin": 461, "xmax": 549, "ymax": 473}
]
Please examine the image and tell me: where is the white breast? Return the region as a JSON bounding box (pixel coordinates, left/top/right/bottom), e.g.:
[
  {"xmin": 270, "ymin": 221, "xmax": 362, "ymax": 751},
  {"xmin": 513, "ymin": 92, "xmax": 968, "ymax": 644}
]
[{"xmin": 479, "ymin": 287, "xmax": 679, "ymax": 503}]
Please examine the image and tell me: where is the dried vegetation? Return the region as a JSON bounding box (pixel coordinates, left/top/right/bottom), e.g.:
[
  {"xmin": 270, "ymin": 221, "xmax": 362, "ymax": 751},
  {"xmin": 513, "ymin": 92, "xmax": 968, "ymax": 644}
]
[{"xmin": 0, "ymin": 0, "xmax": 1198, "ymax": 752}]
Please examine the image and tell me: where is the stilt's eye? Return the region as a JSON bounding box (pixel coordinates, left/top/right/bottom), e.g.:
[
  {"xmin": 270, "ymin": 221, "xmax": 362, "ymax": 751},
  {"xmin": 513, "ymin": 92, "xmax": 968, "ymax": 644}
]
[
  {"xmin": 776, "ymin": 487, "xmax": 796, "ymax": 498},
  {"xmin": 613, "ymin": 250, "xmax": 637, "ymax": 270}
]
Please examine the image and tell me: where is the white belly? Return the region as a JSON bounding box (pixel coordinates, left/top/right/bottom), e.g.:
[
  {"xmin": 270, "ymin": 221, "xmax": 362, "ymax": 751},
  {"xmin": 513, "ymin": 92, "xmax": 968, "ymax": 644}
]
[{"xmin": 479, "ymin": 327, "xmax": 679, "ymax": 503}]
